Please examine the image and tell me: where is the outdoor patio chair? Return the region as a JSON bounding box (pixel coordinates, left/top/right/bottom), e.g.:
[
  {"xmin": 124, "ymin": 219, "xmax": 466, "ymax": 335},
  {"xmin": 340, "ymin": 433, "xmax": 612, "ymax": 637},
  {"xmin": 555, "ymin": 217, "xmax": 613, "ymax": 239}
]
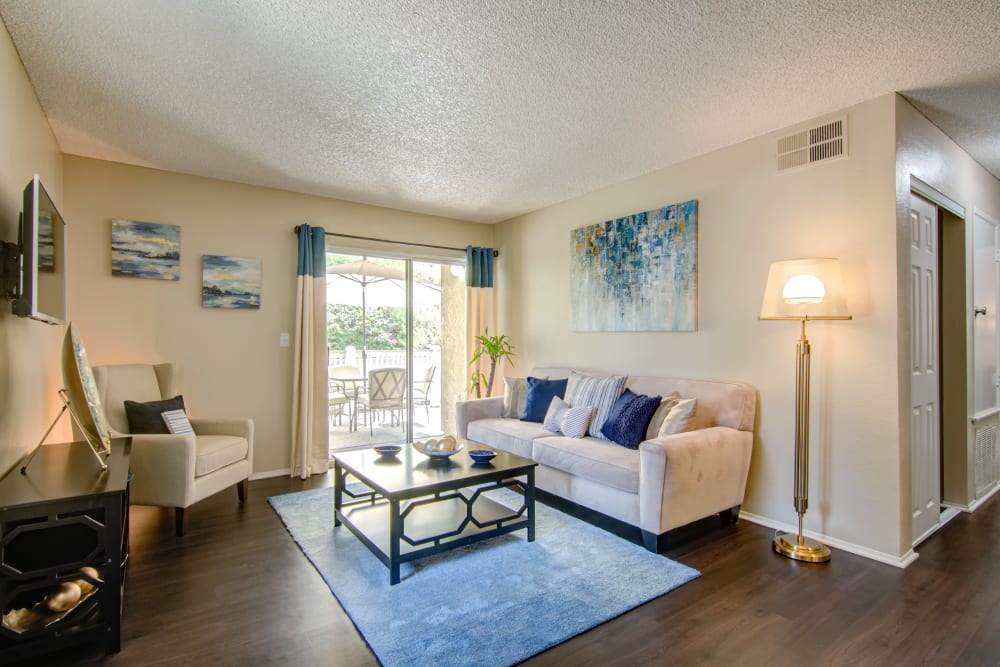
[
  {"xmin": 329, "ymin": 365, "xmax": 362, "ymax": 427},
  {"xmin": 411, "ymin": 365, "xmax": 437, "ymax": 421},
  {"xmin": 357, "ymin": 367, "xmax": 407, "ymax": 435}
]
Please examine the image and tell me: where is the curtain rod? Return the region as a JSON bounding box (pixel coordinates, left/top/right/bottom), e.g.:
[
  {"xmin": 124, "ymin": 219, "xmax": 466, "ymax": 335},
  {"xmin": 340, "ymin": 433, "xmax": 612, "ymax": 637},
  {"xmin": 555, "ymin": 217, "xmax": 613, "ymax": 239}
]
[{"xmin": 293, "ymin": 226, "xmax": 499, "ymax": 257}]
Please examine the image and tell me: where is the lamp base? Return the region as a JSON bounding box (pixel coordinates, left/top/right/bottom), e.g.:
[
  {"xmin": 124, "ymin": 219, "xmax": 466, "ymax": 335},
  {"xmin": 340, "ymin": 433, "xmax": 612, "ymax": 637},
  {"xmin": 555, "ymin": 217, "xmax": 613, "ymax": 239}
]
[{"xmin": 773, "ymin": 531, "xmax": 831, "ymax": 563}]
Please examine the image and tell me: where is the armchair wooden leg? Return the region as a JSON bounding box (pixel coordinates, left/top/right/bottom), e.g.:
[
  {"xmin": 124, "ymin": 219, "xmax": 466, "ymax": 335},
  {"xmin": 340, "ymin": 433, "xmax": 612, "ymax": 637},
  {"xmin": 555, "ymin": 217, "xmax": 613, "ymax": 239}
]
[
  {"xmin": 175, "ymin": 507, "xmax": 188, "ymax": 537},
  {"xmin": 719, "ymin": 504, "xmax": 741, "ymax": 526},
  {"xmin": 237, "ymin": 478, "xmax": 248, "ymax": 503}
]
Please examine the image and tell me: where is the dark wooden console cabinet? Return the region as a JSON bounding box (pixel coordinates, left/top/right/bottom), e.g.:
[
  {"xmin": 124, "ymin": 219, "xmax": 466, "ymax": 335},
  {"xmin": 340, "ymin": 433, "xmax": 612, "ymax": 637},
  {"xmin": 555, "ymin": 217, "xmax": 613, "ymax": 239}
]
[{"xmin": 0, "ymin": 439, "xmax": 130, "ymax": 661}]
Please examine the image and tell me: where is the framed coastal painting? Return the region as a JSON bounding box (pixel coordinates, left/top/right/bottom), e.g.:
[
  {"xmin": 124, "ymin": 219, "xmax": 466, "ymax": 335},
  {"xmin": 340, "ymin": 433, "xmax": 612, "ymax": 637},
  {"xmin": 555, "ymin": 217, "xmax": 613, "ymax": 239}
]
[
  {"xmin": 111, "ymin": 218, "xmax": 181, "ymax": 280},
  {"xmin": 202, "ymin": 254, "xmax": 262, "ymax": 309},
  {"xmin": 570, "ymin": 199, "xmax": 698, "ymax": 332}
]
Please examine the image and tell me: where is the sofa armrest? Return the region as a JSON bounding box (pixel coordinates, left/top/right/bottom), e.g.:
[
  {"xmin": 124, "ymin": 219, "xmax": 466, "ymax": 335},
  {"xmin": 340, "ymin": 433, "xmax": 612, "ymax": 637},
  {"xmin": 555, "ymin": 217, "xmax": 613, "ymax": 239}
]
[
  {"xmin": 128, "ymin": 434, "xmax": 198, "ymax": 508},
  {"xmin": 455, "ymin": 397, "xmax": 504, "ymax": 439},
  {"xmin": 638, "ymin": 426, "xmax": 753, "ymax": 535}
]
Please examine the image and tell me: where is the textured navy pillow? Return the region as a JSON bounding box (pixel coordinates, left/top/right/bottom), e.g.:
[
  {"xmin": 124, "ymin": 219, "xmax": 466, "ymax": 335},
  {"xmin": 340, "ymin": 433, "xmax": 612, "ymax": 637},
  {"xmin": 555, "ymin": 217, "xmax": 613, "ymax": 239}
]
[
  {"xmin": 601, "ymin": 389, "xmax": 662, "ymax": 449},
  {"xmin": 521, "ymin": 377, "xmax": 569, "ymax": 423},
  {"xmin": 124, "ymin": 395, "xmax": 186, "ymax": 434}
]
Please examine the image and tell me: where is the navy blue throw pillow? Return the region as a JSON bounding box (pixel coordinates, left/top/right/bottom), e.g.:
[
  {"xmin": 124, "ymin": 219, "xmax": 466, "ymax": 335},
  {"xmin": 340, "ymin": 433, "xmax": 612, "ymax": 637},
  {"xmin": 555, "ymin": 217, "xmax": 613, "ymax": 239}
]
[
  {"xmin": 601, "ymin": 389, "xmax": 662, "ymax": 449},
  {"xmin": 521, "ymin": 377, "xmax": 569, "ymax": 423}
]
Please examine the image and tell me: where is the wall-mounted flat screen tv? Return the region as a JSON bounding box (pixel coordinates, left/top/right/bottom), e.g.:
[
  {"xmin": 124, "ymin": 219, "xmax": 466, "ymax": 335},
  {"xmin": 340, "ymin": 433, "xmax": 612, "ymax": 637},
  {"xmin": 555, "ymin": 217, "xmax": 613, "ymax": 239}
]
[{"xmin": 14, "ymin": 174, "xmax": 66, "ymax": 324}]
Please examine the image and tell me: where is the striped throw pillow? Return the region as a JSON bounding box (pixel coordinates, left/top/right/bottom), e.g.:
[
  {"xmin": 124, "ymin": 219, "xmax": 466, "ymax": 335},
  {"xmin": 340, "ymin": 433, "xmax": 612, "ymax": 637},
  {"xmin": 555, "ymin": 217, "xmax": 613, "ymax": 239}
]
[
  {"xmin": 161, "ymin": 408, "xmax": 194, "ymax": 435},
  {"xmin": 564, "ymin": 372, "xmax": 627, "ymax": 439},
  {"xmin": 560, "ymin": 406, "xmax": 594, "ymax": 438}
]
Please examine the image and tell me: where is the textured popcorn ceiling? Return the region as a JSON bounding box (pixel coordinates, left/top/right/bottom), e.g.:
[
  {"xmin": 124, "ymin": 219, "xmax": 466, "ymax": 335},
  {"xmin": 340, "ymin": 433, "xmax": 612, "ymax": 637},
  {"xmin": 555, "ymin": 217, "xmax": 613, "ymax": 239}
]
[{"xmin": 1, "ymin": 1, "xmax": 998, "ymax": 223}]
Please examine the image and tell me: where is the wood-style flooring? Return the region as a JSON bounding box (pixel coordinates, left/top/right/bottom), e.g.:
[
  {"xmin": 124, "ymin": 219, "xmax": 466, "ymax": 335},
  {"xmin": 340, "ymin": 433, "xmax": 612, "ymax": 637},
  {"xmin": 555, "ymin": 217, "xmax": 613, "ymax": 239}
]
[{"xmin": 23, "ymin": 474, "xmax": 1000, "ymax": 666}]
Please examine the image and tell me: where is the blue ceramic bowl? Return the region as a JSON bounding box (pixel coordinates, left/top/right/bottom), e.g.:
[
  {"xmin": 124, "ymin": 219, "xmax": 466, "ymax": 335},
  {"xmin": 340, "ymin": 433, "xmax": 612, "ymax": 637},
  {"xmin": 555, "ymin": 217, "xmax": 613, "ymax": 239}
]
[
  {"xmin": 469, "ymin": 449, "xmax": 497, "ymax": 463},
  {"xmin": 374, "ymin": 445, "xmax": 401, "ymax": 459}
]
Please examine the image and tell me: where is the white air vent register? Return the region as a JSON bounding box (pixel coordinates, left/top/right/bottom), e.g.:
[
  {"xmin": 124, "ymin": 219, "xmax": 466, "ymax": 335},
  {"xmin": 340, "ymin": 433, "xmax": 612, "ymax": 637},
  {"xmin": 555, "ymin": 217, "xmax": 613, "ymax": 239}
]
[
  {"xmin": 975, "ymin": 421, "xmax": 999, "ymax": 498},
  {"xmin": 777, "ymin": 116, "xmax": 847, "ymax": 172}
]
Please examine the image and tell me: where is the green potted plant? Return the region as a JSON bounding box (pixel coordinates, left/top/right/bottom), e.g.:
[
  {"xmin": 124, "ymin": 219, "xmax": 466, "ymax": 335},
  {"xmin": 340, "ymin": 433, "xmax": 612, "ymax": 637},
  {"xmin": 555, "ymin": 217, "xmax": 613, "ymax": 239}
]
[{"xmin": 468, "ymin": 329, "xmax": 515, "ymax": 398}]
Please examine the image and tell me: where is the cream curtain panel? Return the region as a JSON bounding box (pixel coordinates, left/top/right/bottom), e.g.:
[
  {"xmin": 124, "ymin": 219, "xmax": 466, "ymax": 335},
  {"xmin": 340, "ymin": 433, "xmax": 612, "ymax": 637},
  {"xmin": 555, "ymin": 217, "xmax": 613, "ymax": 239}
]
[{"xmin": 291, "ymin": 225, "xmax": 329, "ymax": 478}]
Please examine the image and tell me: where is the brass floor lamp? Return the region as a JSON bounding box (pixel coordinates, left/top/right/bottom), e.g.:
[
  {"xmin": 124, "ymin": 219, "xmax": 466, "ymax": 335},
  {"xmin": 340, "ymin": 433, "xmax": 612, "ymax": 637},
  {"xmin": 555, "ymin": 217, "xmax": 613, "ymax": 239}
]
[{"xmin": 760, "ymin": 258, "xmax": 851, "ymax": 563}]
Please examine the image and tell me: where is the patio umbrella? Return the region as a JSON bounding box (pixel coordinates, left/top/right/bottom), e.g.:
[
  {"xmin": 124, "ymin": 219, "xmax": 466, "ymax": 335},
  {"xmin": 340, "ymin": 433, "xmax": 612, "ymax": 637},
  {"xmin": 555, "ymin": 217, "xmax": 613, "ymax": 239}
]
[{"xmin": 326, "ymin": 259, "xmax": 440, "ymax": 374}]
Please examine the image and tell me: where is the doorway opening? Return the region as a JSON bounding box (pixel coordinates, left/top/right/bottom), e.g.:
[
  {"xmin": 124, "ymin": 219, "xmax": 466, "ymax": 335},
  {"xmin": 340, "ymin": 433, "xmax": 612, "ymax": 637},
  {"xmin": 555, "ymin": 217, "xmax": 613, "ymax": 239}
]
[
  {"xmin": 325, "ymin": 250, "xmax": 467, "ymax": 452},
  {"xmin": 910, "ymin": 186, "xmax": 981, "ymax": 548}
]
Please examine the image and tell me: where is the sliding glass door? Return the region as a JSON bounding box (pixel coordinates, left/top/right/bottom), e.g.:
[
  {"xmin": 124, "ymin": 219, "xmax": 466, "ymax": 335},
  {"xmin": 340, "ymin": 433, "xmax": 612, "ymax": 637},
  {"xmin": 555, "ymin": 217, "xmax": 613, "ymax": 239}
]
[{"xmin": 326, "ymin": 250, "xmax": 465, "ymax": 451}]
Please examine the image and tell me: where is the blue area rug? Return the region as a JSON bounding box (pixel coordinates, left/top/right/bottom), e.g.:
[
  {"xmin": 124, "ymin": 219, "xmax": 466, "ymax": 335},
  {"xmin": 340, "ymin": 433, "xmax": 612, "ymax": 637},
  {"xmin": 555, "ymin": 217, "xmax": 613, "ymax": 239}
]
[{"xmin": 269, "ymin": 487, "xmax": 699, "ymax": 667}]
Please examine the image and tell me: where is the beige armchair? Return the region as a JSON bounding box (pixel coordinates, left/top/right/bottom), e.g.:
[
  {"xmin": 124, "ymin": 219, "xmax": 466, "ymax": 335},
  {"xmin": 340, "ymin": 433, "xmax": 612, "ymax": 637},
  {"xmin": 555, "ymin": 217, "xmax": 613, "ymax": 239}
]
[{"xmin": 92, "ymin": 363, "xmax": 254, "ymax": 536}]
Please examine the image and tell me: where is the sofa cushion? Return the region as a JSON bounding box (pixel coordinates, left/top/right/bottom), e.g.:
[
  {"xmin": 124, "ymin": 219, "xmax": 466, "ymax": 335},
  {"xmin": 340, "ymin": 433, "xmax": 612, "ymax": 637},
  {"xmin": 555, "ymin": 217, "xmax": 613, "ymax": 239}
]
[
  {"xmin": 564, "ymin": 371, "xmax": 627, "ymax": 440},
  {"xmin": 195, "ymin": 435, "xmax": 249, "ymax": 477},
  {"xmin": 601, "ymin": 390, "xmax": 661, "ymax": 449},
  {"xmin": 467, "ymin": 418, "xmax": 550, "ymax": 458},
  {"xmin": 532, "ymin": 436, "xmax": 640, "ymax": 494},
  {"xmin": 521, "ymin": 377, "xmax": 568, "ymax": 422}
]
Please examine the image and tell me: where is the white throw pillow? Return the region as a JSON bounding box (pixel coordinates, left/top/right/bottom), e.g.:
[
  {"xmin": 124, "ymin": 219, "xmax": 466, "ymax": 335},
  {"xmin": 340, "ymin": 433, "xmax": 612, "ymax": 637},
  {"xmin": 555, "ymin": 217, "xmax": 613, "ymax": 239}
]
[
  {"xmin": 657, "ymin": 398, "xmax": 698, "ymax": 437},
  {"xmin": 543, "ymin": 396, "xmax": 569, "ymax": 432},
  {"xmin": 564, "ymin": 371, "xmax": 627, "ymax": 440},
  {"xmin": 560, "ymin": 406, "xmax": 594, "ymax": 438},
  {"xmin": 503, "ymin": 376, "xmax": 531, "ymax": 418},
  {"xmin": 161, "ymin": 408, "xmax": 194, "ymax": 435},
  {"xmin": 646, "ymin": 393, "xmax": 681, "ymax": 440}
]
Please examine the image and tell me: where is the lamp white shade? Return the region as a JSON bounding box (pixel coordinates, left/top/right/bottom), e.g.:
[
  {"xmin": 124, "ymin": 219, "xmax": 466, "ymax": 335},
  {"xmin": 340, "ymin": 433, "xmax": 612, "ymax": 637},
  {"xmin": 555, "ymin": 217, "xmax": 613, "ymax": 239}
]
[{"xmin": 759, "ymin": 258, "xmax": 851, "ymax": 320}]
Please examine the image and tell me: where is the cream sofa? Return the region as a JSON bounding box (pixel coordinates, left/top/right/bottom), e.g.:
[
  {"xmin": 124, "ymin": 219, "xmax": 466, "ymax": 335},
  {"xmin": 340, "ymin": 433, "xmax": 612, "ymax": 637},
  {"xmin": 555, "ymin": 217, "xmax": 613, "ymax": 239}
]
[{"xmin": 456, "ymin": 368, "xmax": 756, "ymax": 551}]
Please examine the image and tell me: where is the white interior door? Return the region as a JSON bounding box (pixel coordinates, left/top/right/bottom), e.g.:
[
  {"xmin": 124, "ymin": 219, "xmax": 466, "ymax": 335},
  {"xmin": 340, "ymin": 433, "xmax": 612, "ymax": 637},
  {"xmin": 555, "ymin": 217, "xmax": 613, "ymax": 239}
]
[
  {"xmin": 910, "ymin": 192, "xmax": 941, "ymax": 546},
  {"xmin": 972, "ymin": 211, "xmax": 999, "ymax": 416}
]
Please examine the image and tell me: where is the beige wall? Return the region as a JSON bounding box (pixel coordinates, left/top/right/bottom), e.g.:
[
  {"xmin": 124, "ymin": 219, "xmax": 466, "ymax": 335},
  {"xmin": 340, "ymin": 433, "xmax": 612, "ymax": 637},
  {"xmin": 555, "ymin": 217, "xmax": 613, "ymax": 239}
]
[
  {"xmin": 0, "ymin": 23, "xmax": 65, "ymax": 475},
  {"xmin": 894, "ymin": 95, "xmax": 1000, "ymax": 549},
  {"xmin": 495, "ymin": 95, "xmax": 904, "ymax": 558},
  {"xmin": 62, "ymin": 156, "xmax": 491, "ymax": 474}
]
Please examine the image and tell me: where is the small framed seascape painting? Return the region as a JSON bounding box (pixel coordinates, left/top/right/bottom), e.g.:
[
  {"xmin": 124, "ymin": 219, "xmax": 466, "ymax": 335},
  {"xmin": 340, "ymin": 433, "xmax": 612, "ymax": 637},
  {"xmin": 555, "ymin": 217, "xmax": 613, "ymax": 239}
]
[
  {"xmin": 202, "ymin": 254, "xmax": 262, "ymax": 309},
  {"xmin": 111, "ymin": 218, "xmax": 181, "ymax": 280}
]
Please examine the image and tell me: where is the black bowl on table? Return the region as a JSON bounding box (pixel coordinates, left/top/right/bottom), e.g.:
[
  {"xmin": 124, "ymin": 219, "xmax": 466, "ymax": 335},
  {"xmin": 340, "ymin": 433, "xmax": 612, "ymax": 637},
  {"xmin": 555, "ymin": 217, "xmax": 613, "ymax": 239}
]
[{"xmin": 374, "ymin": 445, "xmax": 401, "ymax": 459}]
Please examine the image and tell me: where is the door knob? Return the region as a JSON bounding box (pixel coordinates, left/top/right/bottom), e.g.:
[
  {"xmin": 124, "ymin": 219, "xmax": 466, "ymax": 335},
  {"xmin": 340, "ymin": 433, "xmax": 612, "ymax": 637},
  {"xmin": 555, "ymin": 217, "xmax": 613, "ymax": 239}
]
[{"xmin": 975, "ymin": 306, "xmax": 988, "ymax": 317}]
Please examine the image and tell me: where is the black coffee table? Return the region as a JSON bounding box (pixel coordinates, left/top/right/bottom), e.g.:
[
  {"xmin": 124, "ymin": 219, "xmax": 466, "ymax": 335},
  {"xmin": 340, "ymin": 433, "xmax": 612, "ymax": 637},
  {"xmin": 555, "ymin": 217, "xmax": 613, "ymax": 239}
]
[{"xmin": 332, "ymin": 443, "xmax": 537, "ymax": 585}]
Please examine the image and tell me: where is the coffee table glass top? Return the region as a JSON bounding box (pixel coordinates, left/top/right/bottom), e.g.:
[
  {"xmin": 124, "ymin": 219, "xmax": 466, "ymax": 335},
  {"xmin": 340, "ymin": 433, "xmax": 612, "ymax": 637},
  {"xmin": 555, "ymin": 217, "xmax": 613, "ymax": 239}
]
[{"xmin": 332, "ymin": 442, "xmax": 535, "ymax": 495}]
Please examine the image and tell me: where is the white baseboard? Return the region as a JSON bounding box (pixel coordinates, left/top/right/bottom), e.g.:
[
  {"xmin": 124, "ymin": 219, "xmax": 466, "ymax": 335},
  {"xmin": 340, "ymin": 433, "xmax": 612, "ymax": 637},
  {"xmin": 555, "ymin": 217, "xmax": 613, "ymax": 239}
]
[
  {"xmin": 940, "ymin": 482, "xmax": 1000, "ymax": 514},
  {"xmin": 740, "ymin": 511, "xmax": 919, "ymax": 569},
  {"xmin": 250, "ymin": 467, "xmax": 291, "ymax": 480},
  {"xmin": 939, "ymin": 506, "xmax": 962, "ymax": 527},
  {"xmin": 967, "ymin": 481, "xmax": 1000, "ymax": 512}
]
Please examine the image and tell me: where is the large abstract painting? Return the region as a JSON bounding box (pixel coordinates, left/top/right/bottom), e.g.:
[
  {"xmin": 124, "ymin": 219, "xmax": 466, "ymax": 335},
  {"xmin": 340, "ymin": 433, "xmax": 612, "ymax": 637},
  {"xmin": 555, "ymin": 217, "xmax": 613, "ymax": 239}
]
[
  {"xmin": 570, "ymin": 200, "xmax": 698, "ymax": 332},
  {"xmin": 111, "ymin": 218, "xmax": 181, "ymax": 280}
]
